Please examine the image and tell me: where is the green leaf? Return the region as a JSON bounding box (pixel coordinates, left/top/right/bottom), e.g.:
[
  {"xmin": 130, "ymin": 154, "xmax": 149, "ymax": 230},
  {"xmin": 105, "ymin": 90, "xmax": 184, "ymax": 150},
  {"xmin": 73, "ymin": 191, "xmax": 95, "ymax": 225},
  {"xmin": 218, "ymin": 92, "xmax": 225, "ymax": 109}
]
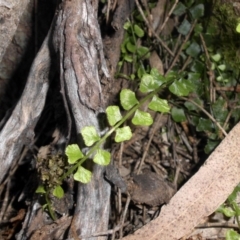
[
  {"xmin": 211, "ymin": 62, "xmax": 216, "ymax": 70},
  {"xmin": 217, "ymin": 64, "xmax": 226, "ymax": 71},
  {"xmin": 135, "ymin": 12, "xmax": 144, "ymax": 22},
  {"xmin": 115, "ymin": 126, "xmax": 132, "ymax": 142},
  {"xmin": 118, "ymin": 61, "xmax": 123, "ymax": 67},
  {"xmin": 65, "ymin": 144, "xmax": 84, "ymax": 164},
  {"xmin": 177, "ymin": 19, "xmax": 191, "ymax": 35},
  {"xmin": 53, "ymin": 185, "xmax": 64, "ymax": 199},
  {"xmin": 126, "ymin": 41, "xmax": 136, "ymax": 53},
  {"xmin": 132, "ymin": 109, "xmax": 153, "ymax": 126},
  {"xmin": 189, "ymin": 4, "xmax": 204, "ymax": 19},
  {"xmin": 185, "ymin": 0, "xmax": 194, "ymax": 7},
  {"xmin": 184, "ymin": 102, "xmax": 195, "ymax": 111},
  {"xmin": 232, "ymin": 201, "xmax": 240, "ymax": 216},
  {"xmin": 106, "ymin": 105, "xmax": 122, "ymax": 126},
  {"xmin": 184, "ymin": 100, "xmax": 199, "ymax": 111},
  {"xmin": 124, "ymin": 54, "xmax": 133, "ymax": 62},
  {"xmin": 191, "ymin": 60, "xmax": 204, "ymax": 73},
  {"xmin": 150, "ymin": 68, "xmax": 167, "ymax": 84},
  {"xmin": 204, "ymin": 140, "xmax": 219, "ymax": 154},
  {"xmin": 188, "ymin": 72, "xmax": 200, "ymax": 81},
  {"xmin": 36, "ymin": 185, "xmax": 46, "ymax": 194},
  {"xmin": 140, "ymin": 74, "xmax": 159, "ymax": 93},
  {"xmin": 216, "ymin": 75, "xmax": 228, "ymax": 83},
  {"xmin": 123, "ymin": 21, "xmax": 131, "ymax": 30},
  {"xmin": 134, "ymin": 24, "xmax": 144, "ymax": 38},
  {"xmin": 121, "ymin": 43, "xmax": 127, "ymax": 54},
  {"xmin": 194, "ymin": 23, "xmax": 203, "ymax": 35},
  {"xmin": 171, "ymin": 107, "xmax": 186, "ymax": 122},
  {"xmin": 187, "ymin": 74, "xmax": 203, "ymax": 94},
  {"xmin": 226, "ymin": 229, "xmax": 240, "ymax": 240},
  {"xmin": 211, "ymin": 53, "xmax": 221, "ymax": 62},
  {"xmin": 186, "ymin": 42, "xmax": 201, "ymax": 57},
  {"xmin": 197, "ymin": 118, "xmax": 213, "ymax": 132},
  {"xmin": 212, "ymin": 98, "xmax": 228, "ymax": 122},
  {"xmin": 165, "ymin": 71, "xmax": 178, "ymax": 81},
  {"xmin": 120, "ymin": 89, "xmax": 139, "ymax": 110},
  {"xmin": 74, "ymin": 166, "xmax": 92, "ymax": 183},
  {"xmin": 42, "ymin": 204, "xmax": 48, "ymax": 210},
  {"xmin": 148, "ymin": 95, "xmax": 170, "ymax": 113},
  {"xmin": 137, "ymin": 46, "xmax": 150, "ymax": 59},
  {"xmin": 93, "ymin": 149, "xmax": 111, "ymax": 166},
  {"xmin": 236, "ymin": 23, "xmax": 240, "ymax": 33},
  {"xmin": 81, "ymin": 126, "xmax": 100, "ymax": 147},
  {"xmin": 169, "ymin": 79, "xmax": 194, "ymax": 96},
  {"xmin": 228, "ymin": 184, "xmax": 240, "ymax": 203},
  {"xmin": 218, "ymin": 206, "xmax": 236, "ymax": 218},
  {"xmin": 137, "ymin": 65, "xmax": 145, "ymax": 79},
  {"xmin": 173, "ymin": 2, "xmax": 187, "ymax": 16}
]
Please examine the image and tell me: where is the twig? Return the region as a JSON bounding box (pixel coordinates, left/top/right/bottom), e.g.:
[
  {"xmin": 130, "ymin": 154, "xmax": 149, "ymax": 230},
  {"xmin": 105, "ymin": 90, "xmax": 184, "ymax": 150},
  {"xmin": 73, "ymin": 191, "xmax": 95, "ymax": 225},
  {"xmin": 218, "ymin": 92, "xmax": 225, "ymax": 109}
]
[
  {"xmin": 0, "ymin": 146, "xmax": 29, "ymax": 220},
  {"xmin": 173, "ymin": 34, "xmax": 182, "ymax": 55},
  {"xmin": 137, "ymin": 114, "xmax": 163, "ymax": 174},
  {"xmin": 166, "ymin": 19, "xmax": 197, "ymax": 75},
  {"xmin": 180, "ymin": 55, "xmax": 192, "ymax": 72},
  {"xmin": 135, "ymin": 0, "xmax": 174, "ymax": 57},
  {"xmin": 200, "ymin": 33, "xmax": 215, "ymax": 103},
  {"xmin": 173, "ymin": 164, "xmax": 181, "ymax": 187},
  {"xmin": 174, "ymin": 123, "xmax": 193, "ymax": 153},
  {"xmin": 84, "ymin": 221, "xmax": 130, "ymax": 238},
  {"xmin": 197, "ymin": 221, "xmax": 240, "ymax": 230},
  {"xmin": 180, "ymin": 97, "xmax": 227, "ymax": 137},
  {"xmin": 152, "ymin": 138, "xmax": 193, "ymax": 161},
  {"xmin": 223, "ymin": 108, "xmax": 233, "ymax": 132},
  {"xmin": 119, "ymin": 138, "xmax": 124, "ymax": 168},
  {"xmin": 158, "ymin": 0, "xmax": 179, "ymax": 34}
]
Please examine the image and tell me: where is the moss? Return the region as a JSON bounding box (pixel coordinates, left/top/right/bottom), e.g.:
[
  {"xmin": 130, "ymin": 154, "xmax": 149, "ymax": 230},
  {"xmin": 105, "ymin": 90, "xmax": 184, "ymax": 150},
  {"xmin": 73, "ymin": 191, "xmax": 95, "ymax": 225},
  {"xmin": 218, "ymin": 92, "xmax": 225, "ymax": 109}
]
[{"xmin": 208, "ymin": 0, "xmax": 240, "ymax": 72}]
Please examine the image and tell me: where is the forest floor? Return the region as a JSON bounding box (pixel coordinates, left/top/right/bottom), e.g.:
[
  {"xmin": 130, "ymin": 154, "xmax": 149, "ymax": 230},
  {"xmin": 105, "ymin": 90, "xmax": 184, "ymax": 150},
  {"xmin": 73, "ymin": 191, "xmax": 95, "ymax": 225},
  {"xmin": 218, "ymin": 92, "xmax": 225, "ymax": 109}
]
[{"xmin": 0, "ymin": 1, "xmax": 240, "ymax": 240}]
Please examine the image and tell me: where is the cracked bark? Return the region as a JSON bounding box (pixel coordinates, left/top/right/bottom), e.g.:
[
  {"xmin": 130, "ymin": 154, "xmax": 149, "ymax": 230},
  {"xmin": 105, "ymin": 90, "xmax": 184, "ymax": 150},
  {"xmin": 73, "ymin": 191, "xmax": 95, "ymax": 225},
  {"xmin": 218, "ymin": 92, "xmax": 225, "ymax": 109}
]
[
  {"xmin": 0, "ymin": 0, "xmax": 31, "ymax": 63},
  {"xmin": 0, "ymin": 0, "xmax": 134, "ymax": 239},
  {"xmin": 0, "ymin": 26, "xmax": 52, "ymax": 184},
  {"xmin": 52, "ymin": 1, "xmax": 110, "ymax": 239}
]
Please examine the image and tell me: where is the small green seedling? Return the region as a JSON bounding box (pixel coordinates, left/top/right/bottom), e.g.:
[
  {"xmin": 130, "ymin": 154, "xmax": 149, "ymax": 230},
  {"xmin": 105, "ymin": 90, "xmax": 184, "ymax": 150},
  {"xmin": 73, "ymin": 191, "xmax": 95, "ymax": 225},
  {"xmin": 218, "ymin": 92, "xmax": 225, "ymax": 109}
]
[{"xmin": 36, "ymin": 67, "xmax": 198, "ymax": 219}]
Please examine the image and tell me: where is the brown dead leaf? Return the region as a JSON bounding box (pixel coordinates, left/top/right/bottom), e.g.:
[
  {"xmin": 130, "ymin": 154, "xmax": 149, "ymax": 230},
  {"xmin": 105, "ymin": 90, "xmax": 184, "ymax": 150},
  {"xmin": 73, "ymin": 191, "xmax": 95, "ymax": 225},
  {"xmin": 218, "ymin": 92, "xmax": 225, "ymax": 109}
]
[
  {"xmin": 128, "ymin": 172, "xmax": 175, "ymax": 206},
  {"xmin": 123, "ymin": 122, "xmax": 240, "ymax": 240},
  {"xmin": 149, "ymin": 51, "xmax": 164, "ymax": 75}
]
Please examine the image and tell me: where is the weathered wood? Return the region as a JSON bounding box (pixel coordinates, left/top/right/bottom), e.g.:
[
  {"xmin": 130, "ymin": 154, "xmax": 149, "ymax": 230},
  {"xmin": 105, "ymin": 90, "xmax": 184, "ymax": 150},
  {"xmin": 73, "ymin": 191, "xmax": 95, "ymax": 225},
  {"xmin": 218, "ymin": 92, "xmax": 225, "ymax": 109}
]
[
  {"xmin": 0, "ymin": 0, "xmax": 33, "ymax": 102},
  {"xmin": 0, "ymin": 29, "xmax": 52, "ymax": 183},
  {"xmin": 1, "ymin": 1, "xmax": 133, "ymax": 238},
  {"xmin": 0, "ymin": 0, "xmax": 30, "ymax": 62},
  {"xmin": 52, "ymin": 1, "xmax": 110, "ymax": 239}
]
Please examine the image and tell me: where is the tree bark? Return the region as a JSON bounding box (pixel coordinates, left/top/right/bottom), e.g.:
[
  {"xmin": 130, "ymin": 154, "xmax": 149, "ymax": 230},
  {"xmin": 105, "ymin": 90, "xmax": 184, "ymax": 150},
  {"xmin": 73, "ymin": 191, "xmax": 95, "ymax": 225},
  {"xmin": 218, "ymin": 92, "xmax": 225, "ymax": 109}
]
[
  {"xmin": 52, "ymin": 1, "xmax": 110, "ymax": 238},
  {"xmin": 0, "ymin": 0, "xmax": 134, "ymax": 239},
  {"xmin": 0, "ymin": 0, "xmax": 31, "ymax": 62},
  {"xmin": 0, "ymin": 27, "xmax": 52, "ymax": 183}
]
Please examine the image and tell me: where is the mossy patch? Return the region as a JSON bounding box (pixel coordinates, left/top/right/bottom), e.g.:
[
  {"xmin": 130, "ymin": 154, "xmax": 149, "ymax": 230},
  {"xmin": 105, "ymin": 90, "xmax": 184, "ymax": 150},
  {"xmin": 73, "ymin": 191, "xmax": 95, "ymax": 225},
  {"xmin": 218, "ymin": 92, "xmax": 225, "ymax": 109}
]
[{"xmin": 207, "ymin": 0, "xmax": 240, "ymax": 72}]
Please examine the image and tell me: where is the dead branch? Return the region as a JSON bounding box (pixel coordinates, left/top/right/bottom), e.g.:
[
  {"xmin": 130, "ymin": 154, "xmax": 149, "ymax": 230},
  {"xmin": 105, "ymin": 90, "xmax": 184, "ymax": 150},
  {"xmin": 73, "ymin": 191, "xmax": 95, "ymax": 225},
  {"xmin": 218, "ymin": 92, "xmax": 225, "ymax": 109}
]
[
  {"xmin": 0, "ymin": 0, "xmax": 30, "ymax": 62},
  {"xmin": 0, "ymin": 27, "xmax": 52, "ymax": 183}
]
